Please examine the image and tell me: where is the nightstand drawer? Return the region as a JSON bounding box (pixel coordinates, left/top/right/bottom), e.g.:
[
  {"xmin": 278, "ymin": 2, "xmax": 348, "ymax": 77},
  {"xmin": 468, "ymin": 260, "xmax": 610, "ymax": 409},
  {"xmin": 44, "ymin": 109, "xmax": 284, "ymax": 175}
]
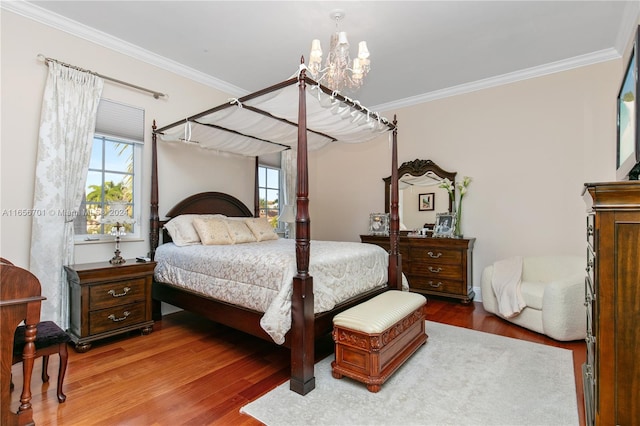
[
  {"xmin": 90, "ymin": 278, "xmax": 146, "ymax": 310},
  {"xmin": 89, "ymin": 302, "xmax": 146, "ymax": 335}
]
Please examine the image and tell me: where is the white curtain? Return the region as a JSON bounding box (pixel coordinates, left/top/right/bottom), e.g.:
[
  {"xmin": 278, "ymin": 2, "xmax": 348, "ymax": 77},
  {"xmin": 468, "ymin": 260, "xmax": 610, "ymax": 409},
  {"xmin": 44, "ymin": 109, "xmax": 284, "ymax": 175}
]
[
  {"xmin": 30, "ymin": 61, "xmax": 104, "ymax": 327},
  {"xmin": 281, "ymin": 149, "xmax": 297, "ymax": 239}
]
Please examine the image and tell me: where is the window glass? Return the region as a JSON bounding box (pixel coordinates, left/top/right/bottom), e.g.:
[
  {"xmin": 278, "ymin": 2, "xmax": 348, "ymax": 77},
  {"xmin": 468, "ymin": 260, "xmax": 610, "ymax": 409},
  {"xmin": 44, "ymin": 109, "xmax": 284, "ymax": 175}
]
[
  {"xmin": 258, "ymin": 165, "xmax": 282, "ymax": 228},
  {"xmin": 74, "ymin": 135, "xmax": 139, "ymax": 238}
]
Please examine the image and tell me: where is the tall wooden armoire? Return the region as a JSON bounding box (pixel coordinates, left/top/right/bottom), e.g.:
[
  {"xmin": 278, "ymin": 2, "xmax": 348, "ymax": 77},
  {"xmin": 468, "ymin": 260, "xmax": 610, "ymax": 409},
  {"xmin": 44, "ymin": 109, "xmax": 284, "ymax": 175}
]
[{"xmin": 583, "ymin": 181, "xmax": 640, "ymax": 425}]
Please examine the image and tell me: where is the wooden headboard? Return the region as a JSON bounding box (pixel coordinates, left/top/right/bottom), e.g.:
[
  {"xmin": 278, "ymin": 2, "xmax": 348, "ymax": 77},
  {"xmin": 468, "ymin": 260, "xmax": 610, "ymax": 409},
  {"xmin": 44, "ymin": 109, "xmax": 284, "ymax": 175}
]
[
  {"xmin": 165, "ymin": 192, "xmax": 253, "ymax": 218},
  {"xmin": 156, "ymin": 191, "xmax": 254, "ymax": 248}
]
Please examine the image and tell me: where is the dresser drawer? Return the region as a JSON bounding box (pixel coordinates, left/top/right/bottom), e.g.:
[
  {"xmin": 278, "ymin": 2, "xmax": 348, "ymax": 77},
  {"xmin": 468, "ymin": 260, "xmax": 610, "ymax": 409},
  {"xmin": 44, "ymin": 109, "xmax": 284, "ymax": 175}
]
[
  {"xmin": 410, "ymin": 247, "xmax": 461, "ymax": 264},
  {"xmin": 411, "ymin": 262, "xmax": 462, "ymax": 280},
  {"xmin": 89, "ymin": 302, "xmax": 147, "ymax": 335},
  {"xmin": 407, "ymin": 276, "xmax": 463, "ymax": 294},
  {"xmin": 89, "ymin": 278, "xmax": 146, "ymax": 310}
]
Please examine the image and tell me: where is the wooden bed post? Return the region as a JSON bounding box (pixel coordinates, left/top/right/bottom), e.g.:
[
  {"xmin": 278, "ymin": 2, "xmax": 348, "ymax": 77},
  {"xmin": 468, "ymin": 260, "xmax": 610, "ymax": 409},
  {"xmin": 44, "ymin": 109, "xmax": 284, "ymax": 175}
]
[
  {"xmin": 290, "ymin": 57, "xmax": 315, "ymax": 395},
  {"xmin": 254, "ymin": 157, "xmax": 260, "ymax": 217},
  {"xmin": 389, "ymin": 116, "xmax": 402, "ymax": 290},
  {"xmin": 150, "ymin": 121, "xmax": 162, "ymax": 320},
  {"xmin": 150, "ymin": 120, "xmax": 159, "ymax": 261}
]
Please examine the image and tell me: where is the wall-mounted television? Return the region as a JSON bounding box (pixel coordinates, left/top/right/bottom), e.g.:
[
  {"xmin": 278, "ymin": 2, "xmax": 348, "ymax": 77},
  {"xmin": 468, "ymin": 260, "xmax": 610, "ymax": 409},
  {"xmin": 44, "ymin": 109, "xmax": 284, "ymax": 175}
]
[{"xmin": 616, "ymin": 25, "xmax": 640, "ymax": 181}]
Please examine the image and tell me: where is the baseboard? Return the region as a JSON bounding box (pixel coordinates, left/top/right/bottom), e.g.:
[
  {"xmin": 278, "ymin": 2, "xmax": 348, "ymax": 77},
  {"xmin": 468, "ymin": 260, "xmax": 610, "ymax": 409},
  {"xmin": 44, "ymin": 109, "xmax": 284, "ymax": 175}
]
[{"xmin": 474, "ymin": 286, "xmax": 483, "ymax": 303}]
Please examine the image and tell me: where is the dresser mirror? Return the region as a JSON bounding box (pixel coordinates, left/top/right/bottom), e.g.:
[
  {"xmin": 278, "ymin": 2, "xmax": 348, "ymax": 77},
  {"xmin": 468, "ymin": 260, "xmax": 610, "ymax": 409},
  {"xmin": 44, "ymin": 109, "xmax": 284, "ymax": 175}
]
[{"xmin": 384, "ymin": 159, "xmax": 456, "ymax": 233}]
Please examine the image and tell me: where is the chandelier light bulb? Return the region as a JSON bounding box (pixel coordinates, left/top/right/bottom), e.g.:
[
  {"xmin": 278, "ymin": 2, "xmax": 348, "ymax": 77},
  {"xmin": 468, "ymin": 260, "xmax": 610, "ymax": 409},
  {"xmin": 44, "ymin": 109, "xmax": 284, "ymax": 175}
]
[
  {"xmin": 358, "ymin": 41, "xmax": 370, "ymax": 59},
  {"xmin": 338, "ymin": 31, "xmax": 349, "ymax": 46}
]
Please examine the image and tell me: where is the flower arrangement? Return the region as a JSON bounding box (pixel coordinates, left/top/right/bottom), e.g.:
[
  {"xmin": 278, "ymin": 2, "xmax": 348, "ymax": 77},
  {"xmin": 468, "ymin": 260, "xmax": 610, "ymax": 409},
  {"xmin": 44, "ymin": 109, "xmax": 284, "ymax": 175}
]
[{"xmin": 439, "ymin": 176, "xmax": 472, "ymax": 237}]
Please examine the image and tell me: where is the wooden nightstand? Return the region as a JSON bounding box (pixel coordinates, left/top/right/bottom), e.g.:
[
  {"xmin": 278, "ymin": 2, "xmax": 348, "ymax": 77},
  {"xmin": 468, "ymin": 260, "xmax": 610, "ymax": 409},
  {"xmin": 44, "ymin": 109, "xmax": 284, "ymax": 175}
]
[{"xmin": 64, "ymin": 260, "xmax": 155, "ymax": 352}]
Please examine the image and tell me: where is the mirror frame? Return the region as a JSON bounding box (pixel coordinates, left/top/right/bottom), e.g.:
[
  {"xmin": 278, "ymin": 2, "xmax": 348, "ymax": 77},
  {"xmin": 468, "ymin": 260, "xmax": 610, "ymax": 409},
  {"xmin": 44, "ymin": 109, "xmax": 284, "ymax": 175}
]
[{"xmin": 384, "ymin": 158, "xmax": 457, "ymax": 219}]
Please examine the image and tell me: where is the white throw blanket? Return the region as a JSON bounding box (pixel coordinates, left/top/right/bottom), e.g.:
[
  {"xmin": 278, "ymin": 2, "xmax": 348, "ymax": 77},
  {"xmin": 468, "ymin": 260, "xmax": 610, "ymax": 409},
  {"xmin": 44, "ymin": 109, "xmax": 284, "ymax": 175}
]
[{"xmin": 491, "ymin": 256, "xmax": 526, "ymax": 318}]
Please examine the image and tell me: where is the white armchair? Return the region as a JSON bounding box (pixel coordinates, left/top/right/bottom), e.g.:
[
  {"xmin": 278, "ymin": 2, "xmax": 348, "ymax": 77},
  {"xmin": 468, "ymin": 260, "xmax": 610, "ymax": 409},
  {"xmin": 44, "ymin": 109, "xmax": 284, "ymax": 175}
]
[{"xmin": 481, "ymin": 255, "xmax": 586, "ymax": 341}]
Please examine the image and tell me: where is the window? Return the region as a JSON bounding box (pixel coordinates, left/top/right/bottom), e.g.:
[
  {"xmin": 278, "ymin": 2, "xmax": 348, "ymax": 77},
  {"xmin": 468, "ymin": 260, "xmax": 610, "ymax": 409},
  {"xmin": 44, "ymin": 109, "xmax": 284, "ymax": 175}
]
[
  {"xmin": 258, "ymin": 165, "xmax": 281, "ymax": 228},
  {"xmin": 74, "ymin": 99, "xmax": 144, "ymax": 241}
]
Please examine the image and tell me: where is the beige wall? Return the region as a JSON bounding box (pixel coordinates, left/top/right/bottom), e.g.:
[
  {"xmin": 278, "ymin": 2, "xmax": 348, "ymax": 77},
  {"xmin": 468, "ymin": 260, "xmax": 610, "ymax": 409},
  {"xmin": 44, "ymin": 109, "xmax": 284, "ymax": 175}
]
[
  {"xmin": 311, "ymin": 61, "xmax": 620, "ymax": 298},
  {"xmin": 1, "ymin": 11, "xmax": 254, "ymax": 272},
  {"xmin": 0, "ymin": 9, "xmax": 630, "ymax": 307}
]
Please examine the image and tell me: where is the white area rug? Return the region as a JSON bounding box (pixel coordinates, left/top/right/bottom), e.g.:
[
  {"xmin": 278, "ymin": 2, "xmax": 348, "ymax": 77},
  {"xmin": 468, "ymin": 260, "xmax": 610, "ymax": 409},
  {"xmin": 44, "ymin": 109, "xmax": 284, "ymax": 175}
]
[{"xmin": 241, "ymin": 321, "xmax": 579, "ymax": 426}]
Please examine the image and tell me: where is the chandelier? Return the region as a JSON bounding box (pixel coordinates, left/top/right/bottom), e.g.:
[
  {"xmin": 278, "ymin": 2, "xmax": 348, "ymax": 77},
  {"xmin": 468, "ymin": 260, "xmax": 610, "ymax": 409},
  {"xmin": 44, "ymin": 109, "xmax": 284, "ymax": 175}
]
[{"xmin": 307, "ymin": 9, "xmax": 370, "ymax": 92}]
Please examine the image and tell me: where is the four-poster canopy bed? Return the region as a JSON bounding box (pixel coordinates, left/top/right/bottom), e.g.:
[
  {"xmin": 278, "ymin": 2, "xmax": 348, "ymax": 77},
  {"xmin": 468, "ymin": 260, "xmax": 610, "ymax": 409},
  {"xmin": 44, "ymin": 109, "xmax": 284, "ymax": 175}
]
[{"xmin": 149, "ymin": 61, "xmax": 402, "ymax": 395}]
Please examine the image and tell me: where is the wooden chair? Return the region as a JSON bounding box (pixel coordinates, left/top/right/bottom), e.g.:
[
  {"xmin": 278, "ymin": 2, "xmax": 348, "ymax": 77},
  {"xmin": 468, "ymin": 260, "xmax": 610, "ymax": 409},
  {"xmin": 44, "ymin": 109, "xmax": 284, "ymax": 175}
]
[
  {"xmin": 12, "ymin": 321, "xmax": 71, "ymax": 403},
  {"xmin": 0, "ymin": 257, "xmax": 45, "ymax": 425}
]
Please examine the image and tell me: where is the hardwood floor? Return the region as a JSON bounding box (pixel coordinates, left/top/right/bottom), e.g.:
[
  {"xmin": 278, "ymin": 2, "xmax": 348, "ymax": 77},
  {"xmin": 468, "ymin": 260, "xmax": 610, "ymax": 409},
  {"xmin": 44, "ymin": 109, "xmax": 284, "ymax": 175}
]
[{"xmin": 10, "ymin": 297, "xmax": 586, "ymax": 425}]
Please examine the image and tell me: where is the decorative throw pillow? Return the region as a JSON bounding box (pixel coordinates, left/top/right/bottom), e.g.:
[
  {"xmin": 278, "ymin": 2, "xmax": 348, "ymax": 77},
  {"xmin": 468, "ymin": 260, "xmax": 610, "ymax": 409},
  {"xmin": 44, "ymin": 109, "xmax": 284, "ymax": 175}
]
[
  {"xmin": 164, "ymin": 214, "xmax": 203, "ymax": 246},
  {"xmin": 192, "ymin": 217, "xmax": 233, "ymax": 245},
  {"xmin": 225, "ymin": 219, "xmax": 256, "ymax": 244},
  {"xmin": 245, "ymin": 217, "xmax": 279, "ymax": 242},
  {"xmin": 164, "ymin": 214, "xmax": 226, "ymax": 246}
]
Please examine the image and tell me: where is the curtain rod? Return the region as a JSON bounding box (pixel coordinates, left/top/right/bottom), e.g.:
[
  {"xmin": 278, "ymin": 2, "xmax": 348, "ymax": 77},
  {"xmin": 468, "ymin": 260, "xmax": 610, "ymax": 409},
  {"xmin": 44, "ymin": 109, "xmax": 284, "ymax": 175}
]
[{"xmin": 37, "ymin": 54, "xmax": 167, "ymax": 99}]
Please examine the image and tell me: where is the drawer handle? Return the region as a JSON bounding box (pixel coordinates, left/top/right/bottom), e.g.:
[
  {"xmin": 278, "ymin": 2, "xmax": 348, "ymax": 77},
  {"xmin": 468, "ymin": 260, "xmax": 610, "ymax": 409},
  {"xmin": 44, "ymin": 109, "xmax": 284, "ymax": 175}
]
[
  {"xmin": 428, "ymin": 281, "xmax": 443, "ymax": 288},
  {"xmin": 428, "ymin": 266, "xmax": 442, "ymax": 273},
  {"xmin": 107, "ymin": 287, "xmax": 131, "ymax": 298},
  {"xmin": 108, "ymin": 311, "xmax": 131, "ymax": 322},
  {"xmin": 427, "ymin": 251, "xmax": 442, "ymax": 258}
]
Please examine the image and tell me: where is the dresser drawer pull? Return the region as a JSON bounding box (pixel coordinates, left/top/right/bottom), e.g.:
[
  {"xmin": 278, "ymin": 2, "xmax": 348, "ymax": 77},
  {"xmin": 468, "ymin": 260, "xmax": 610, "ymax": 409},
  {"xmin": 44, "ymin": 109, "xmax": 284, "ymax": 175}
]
[
  {"xmin": 107, "ymin": 287, "xmax": 131, "ymax": 298},
  {"xmin": 428, "ymin": 281, "xmax": 443, "ymax": 288},
  {"xmin": 428, "ymin": 266, "xmax": 442, "ymax": 273},
  {"xmin": 107, "ymin": 311, "xmax": 131, "ymax": 322},
  {"xmin": 427, "ymin": 251, "xmax": 442, "ymax": 258}
]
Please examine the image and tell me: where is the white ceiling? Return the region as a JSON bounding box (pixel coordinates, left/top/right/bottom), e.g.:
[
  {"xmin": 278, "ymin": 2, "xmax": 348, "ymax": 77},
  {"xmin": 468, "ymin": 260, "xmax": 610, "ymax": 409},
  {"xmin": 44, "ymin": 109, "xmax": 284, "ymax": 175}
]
[{"xmin": 7, "ymin": 1, "xmax": 640, "ymax": 109}]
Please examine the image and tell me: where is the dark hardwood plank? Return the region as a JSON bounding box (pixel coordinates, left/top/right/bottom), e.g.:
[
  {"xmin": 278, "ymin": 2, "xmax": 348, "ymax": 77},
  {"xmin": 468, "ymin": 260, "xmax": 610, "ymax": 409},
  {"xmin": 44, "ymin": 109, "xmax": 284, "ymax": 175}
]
[{"xmin": 10, "ymin": 298, "xmax": 585, "ymax": 425}]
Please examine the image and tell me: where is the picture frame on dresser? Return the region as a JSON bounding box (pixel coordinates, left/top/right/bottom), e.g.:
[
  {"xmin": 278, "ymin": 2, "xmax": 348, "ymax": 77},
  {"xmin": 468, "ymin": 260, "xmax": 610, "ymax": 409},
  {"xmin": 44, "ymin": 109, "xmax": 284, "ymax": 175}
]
[
  {"xmin": 433, "ymin": 212, "xmax": 455, "ymax": 238},
  {"xmin": 418, "ymin": 193, "xmax": 435, "ymax": 211},
  {"xmin": 369, "ymin": 213, "xmax": 389, "ymax": 236}
]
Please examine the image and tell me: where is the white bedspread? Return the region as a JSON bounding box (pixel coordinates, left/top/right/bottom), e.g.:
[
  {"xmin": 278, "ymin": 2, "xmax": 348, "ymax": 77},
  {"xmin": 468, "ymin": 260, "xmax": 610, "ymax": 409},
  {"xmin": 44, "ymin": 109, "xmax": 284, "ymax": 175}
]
[{"xmin": 154, "ymin": 239, "xmax": 389, "ymax": 344}]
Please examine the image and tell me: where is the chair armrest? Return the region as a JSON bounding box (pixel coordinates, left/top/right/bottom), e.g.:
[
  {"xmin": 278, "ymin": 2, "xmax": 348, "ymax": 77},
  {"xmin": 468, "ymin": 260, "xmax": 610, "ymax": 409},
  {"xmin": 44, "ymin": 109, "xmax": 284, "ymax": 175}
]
[{"xmin": 541, "ymin": 273, "xmax": 586, "ymax": 341}]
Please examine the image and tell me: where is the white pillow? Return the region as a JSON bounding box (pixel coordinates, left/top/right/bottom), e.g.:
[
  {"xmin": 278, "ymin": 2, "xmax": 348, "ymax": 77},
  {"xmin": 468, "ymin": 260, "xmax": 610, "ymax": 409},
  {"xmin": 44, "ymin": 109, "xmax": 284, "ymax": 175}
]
[
  {"xmin": 245, "ymin": 217, "xmax": 279, "ymax": 242},
  {"xmin": 164, "ymin": 214, "xmax": 225, "ymax": 246},
  {"xmin": 192, "ymin": 217, "xmax": 233, "ymax": 245},
  {"xmin": 225, "ymin": 219, "xmax": 256, "ymax": 244}
]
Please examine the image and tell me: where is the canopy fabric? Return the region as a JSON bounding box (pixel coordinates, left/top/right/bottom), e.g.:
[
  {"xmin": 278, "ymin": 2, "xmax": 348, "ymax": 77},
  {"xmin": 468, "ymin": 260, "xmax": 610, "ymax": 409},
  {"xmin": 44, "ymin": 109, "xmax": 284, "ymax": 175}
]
[{"xmin": 156, "ymin": 77, "xmax": 395, "ymax": 157}]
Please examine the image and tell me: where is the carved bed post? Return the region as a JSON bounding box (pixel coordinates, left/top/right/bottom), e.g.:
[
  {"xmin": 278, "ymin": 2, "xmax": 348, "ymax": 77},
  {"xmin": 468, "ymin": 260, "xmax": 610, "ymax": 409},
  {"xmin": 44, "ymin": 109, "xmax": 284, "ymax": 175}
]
[
  {"xmin": 389, "ymin": 116, "xmax": 402, "ymax": 290},
  {"xmin": 150, "ymin": 121, "xmax": 162, "ymax": 319},
  {"xmin": 254, "ymin": 157, "xmax": 260, "ymax": 217},
  {"xmin": 150, "ymin": 120, "xmax": 159, "ymax": 261},
  {"xmin": 290, "ymin": 57, "xmax": 315, "ymax": 395}
]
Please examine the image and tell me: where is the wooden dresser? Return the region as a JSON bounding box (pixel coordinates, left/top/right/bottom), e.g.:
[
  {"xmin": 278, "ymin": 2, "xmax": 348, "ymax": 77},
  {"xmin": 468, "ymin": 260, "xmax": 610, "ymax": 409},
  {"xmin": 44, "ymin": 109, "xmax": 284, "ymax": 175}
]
[
  {"xmin": 360, "ymin": 235, "xmax": 475, "ymax": 303},
  {"xmin": 65, "ymin": 260, "xmax": 155, "ymax": 352},
  {"xmin": 582, "ymin": 181, "xmax": 640, "ymax": 425}
]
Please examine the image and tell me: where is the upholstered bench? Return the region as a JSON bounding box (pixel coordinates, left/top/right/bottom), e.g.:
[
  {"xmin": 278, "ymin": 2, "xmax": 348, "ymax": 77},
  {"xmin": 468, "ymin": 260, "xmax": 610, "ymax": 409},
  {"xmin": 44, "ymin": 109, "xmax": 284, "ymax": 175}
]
[{"xmin": 331, "ymin": 290, "xmax": 427, "ymax": 392}]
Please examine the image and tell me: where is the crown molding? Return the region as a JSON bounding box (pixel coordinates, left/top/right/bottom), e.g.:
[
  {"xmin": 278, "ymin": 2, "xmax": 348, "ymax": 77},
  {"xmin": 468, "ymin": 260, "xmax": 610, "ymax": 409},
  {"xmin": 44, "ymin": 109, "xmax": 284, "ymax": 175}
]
[
  {"xmin": 1, "ymin": 0, "xmax": 249, "ymax": 98},
  {"xmin": 4, "ymin": 0, "xmax": 630, "ymax": 113},
  {"xmin": 373, "ymin": 48, "xmax": 620, "ymax": 112}
]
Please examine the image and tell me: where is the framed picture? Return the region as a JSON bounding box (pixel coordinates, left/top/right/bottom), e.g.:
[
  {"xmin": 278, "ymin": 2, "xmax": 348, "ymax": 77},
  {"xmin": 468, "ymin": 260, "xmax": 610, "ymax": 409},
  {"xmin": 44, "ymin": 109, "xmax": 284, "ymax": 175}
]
[
  {"xmin": 433, "ymin": 212, "xmax": 455, "ymax": 238},
  {"xmin": 369, "ymin": 213, "xmax": 389, "ymax": 236},
  {"xmin": 418, "ymin": 193, "xmax": 435, "ymax": 211}
]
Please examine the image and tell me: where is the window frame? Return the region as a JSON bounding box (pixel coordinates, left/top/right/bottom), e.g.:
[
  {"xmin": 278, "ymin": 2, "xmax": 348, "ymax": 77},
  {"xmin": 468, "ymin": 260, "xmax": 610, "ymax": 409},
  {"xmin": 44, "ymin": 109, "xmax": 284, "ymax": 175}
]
[
  {"xmin": 74, "ymin": 134, "xmax": 143, "ymax": 243},
  {"xmin": 258, "ymin": 164, "xmax": 285, "ymax": 231}
]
